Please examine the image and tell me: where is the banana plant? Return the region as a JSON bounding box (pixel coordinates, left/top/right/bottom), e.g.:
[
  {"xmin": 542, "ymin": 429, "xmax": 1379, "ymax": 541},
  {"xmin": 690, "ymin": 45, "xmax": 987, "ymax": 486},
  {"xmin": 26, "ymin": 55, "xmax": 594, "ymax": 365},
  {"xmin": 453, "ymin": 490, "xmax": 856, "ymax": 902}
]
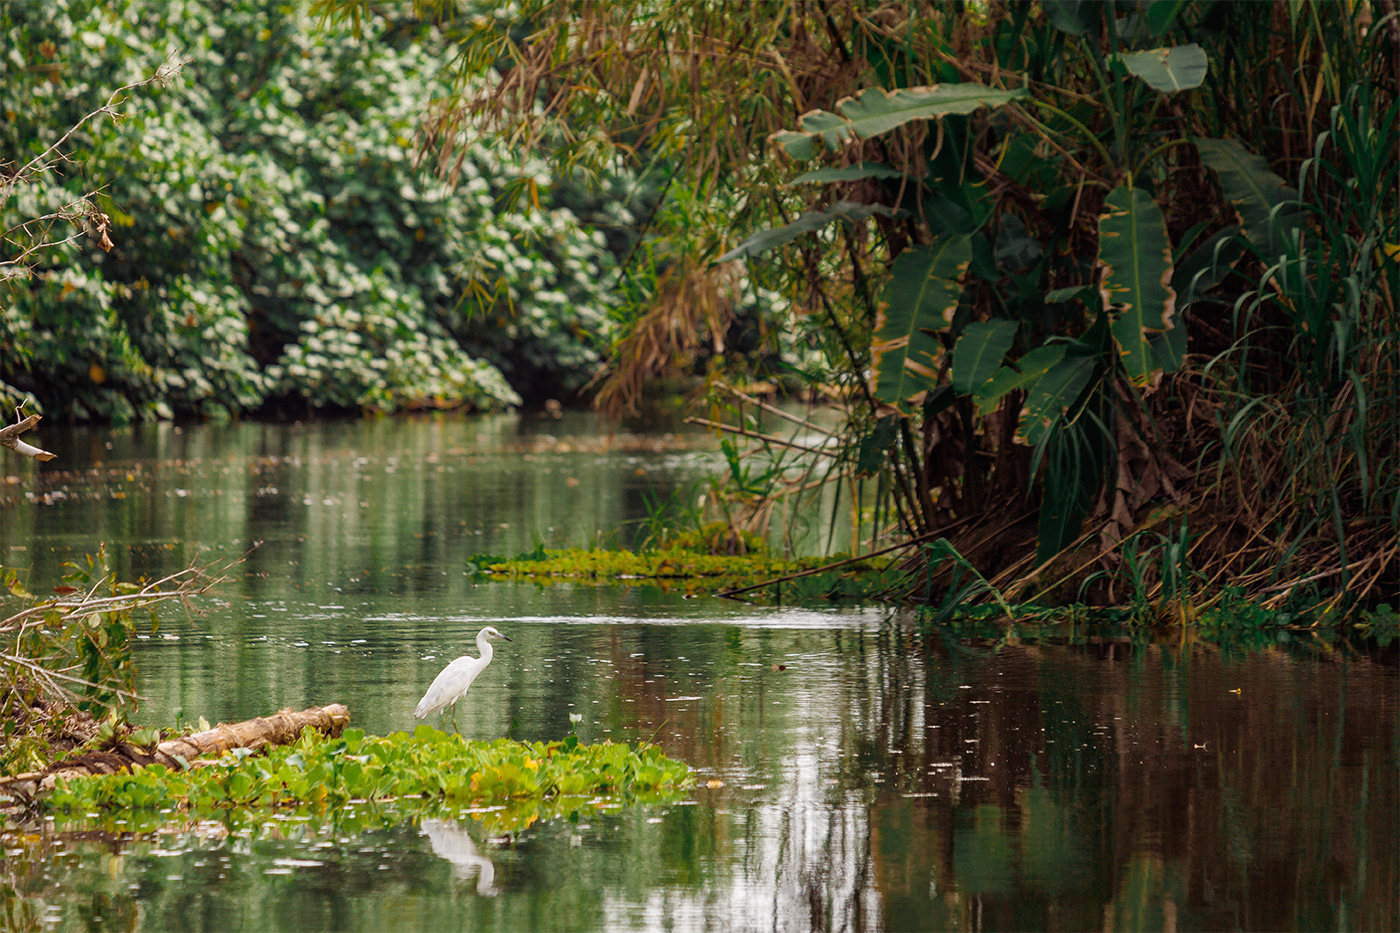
[
  {"xmin": 769, "ymin": 84, "xmax": 1029, "ymax": 161},
  {"xmin": 870, "ymin": 183, "xmax": 1180, "ymax": 436}
]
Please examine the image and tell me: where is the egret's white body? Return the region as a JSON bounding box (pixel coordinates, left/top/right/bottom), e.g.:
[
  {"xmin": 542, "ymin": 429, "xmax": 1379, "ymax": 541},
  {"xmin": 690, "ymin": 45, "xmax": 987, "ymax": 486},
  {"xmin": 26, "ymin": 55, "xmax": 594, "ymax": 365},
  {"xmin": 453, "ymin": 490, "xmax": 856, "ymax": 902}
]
[{"xmin": 414, "ymin": 626, "xmax": 512, "ymax": 722}]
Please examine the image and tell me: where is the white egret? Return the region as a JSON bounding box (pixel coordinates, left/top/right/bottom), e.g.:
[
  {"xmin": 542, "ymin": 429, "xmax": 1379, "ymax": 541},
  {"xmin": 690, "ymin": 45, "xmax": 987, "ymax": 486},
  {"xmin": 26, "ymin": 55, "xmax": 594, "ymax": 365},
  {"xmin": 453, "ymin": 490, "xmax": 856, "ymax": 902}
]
[{"xmin": 414, "ymin": 626, "xmax": 512, "ymax": 730}]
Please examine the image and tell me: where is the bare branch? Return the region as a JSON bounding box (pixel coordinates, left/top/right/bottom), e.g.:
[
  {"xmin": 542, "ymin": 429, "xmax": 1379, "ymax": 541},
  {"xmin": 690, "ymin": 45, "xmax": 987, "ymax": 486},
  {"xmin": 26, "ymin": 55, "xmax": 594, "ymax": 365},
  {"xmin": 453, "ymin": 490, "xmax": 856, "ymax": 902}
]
[
  {"xmin": 0, "ymin": 54, "xmax": 189, "ymax": 280},
  {"xmin": 0, "ymin": 651, "xmax": 142, "ymax": 701},
  {"xmin": 0, "ymin": 412, "xmax": 56, "ymax": 461},
  {"xmin": 685, "ymin": 416, "xmax": 838, "ymax": 457},
  {"xmin": 1, "ymin": 54, "xmax": 188, "ymax": 195},
  {"xmin": 1, "ymin": 551, "xmax": 247, "ymax": 714}
]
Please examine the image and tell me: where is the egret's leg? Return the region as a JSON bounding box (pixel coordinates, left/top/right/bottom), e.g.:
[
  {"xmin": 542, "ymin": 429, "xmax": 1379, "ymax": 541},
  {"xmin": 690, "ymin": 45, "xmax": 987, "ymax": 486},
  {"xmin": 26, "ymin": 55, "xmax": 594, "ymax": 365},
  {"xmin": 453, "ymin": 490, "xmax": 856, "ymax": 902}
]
[{"xmin": 451, "ymin": 703, "xmax": 460, "ymax": 735}]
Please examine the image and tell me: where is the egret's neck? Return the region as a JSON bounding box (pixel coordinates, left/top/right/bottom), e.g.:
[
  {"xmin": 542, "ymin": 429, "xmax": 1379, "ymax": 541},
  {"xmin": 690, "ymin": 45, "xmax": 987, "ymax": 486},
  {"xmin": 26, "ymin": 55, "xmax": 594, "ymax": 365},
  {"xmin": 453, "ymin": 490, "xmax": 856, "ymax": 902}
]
[{"xmin": 476, "ymin": 633, "xmax": 494, "ymax": 662}]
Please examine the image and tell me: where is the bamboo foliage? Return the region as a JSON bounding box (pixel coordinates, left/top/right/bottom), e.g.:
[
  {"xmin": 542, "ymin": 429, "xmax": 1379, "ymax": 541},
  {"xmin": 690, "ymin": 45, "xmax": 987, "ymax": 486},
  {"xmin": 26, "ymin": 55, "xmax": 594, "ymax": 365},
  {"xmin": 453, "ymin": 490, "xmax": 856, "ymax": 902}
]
[{"xmin": 591, "ymin": 261, "xmax": 740, "ymax": 419}]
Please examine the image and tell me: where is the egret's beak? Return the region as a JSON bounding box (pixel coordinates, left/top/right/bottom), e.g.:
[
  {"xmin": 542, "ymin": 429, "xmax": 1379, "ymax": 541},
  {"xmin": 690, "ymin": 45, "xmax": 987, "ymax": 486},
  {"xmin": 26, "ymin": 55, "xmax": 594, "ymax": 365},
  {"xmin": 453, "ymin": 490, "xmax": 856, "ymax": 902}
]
[{"xmin": 498, "ymin": 634, "xmax": 513, "ymax": 642}]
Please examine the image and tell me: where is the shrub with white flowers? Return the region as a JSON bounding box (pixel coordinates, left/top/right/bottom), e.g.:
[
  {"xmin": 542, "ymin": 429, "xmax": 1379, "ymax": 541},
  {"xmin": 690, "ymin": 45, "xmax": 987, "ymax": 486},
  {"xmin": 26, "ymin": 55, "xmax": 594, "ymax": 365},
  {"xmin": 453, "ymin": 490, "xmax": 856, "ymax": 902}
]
[{"xmin": 0, "ymin": 0, "xmax": 626, "ymax": 419}]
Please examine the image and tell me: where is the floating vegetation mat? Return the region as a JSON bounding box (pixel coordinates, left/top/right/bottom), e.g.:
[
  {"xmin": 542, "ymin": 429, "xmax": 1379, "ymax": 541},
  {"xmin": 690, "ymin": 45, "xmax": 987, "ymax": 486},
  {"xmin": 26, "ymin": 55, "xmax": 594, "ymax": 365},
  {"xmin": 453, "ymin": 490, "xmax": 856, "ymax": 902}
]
[
  {"xmin": 474, "ymin": 546, "xmax": 895, "ymax": 597},
  {"xmin": 45, "ymin": 727, "xmax": 693, "ymax": 834}
]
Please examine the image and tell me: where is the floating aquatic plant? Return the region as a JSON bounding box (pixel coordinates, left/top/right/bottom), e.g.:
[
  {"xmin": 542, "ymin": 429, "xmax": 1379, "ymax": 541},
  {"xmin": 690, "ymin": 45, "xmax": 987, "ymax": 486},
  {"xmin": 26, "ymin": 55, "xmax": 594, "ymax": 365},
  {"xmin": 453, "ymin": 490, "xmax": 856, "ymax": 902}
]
[
  {"xmin": 474, "ymin": 546, "xmax": 895, "ymax": 597},
  {"xmin": 46, "ymin": 726, "xmax": 693, "ymax": 827}
]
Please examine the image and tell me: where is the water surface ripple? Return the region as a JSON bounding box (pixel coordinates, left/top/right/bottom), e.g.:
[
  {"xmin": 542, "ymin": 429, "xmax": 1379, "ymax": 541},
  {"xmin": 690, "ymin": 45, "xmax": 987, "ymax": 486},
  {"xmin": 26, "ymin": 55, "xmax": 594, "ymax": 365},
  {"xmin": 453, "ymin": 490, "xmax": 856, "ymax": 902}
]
[{"xmin": 2, "ymin": 416, "xmax": 1395, "ymax": 931}]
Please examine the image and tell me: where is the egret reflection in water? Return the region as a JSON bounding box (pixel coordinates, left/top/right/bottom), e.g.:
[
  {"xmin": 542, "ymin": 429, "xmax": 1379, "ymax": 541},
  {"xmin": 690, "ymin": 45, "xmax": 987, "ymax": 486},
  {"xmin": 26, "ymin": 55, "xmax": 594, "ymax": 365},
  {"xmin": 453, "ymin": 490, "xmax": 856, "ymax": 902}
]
[{"xmin": 422, "ymin": 819, "xmax": 497, "ymax": 895}]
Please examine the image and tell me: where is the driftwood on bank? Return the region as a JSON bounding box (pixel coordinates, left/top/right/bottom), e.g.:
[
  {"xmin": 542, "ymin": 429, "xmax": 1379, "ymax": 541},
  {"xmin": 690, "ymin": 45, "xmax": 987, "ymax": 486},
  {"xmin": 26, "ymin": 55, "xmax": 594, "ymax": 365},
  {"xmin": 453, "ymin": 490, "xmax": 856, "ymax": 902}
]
[{"xmin": 0, "ymin": 704, "xmax": 349, "ymax": 796}]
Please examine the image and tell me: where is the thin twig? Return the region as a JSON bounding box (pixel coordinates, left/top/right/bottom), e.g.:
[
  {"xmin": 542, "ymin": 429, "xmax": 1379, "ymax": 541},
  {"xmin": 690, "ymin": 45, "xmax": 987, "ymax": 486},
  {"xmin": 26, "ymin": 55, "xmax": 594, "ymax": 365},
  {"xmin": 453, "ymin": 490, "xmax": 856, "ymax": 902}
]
[
  {"xmin": 712, "ymin": 380, "xmax": 836, "ymax": 436},
  {"xmin": 0, "ymin": 652, "xmax": 144, "ymax": 700},
  {"xmin": 715, "ymin": 516, "xmax": 979, "ymax": 599},
  {"xmin": 685, "ymin": 417, "xmax": 838, "ymax": 457}
]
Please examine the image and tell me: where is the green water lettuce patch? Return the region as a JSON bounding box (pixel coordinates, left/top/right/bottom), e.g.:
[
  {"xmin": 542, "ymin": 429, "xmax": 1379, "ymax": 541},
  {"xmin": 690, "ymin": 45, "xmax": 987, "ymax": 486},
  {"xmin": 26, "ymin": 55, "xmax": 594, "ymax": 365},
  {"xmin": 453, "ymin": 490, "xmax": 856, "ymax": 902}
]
[{"xmin": 46, "ymin": 727, "xmax": 693, "ymax": 827}]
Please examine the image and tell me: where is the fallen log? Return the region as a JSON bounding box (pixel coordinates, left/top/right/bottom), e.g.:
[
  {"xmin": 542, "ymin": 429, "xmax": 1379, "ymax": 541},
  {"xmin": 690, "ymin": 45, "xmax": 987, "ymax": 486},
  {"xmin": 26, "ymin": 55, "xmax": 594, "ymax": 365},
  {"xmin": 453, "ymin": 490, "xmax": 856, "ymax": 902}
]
[
  {"xmin": 0, "ymin": 704, "xmax": 349, "ymax": 796},
  {"xmin": 157, "ymin": 703, "xmax": 350, "ymax": 762}
]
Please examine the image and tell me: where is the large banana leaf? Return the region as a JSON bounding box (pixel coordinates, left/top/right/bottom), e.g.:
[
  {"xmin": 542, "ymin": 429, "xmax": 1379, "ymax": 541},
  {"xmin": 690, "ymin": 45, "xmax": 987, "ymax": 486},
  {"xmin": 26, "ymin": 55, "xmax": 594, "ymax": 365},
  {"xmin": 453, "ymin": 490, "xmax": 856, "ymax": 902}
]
[
  {"xmin": 973, "ymin": 344, "xmax": 1069, "ymax": 416},
  {"xmin": 1017, "ymin": 352, "xmax": 1096, "ymax": 445},
  {"xmin": 1119, "ymin": 44, "xmax": 1208, "ymax": 92},
  {"xmin": 772, "ymin": 84, "xmax": 1028, "ymax": 161},
  {"xmin": 714, "ymin": 201, "xmax": 899, "ymax": 264},
  {"xmin": 870, "ymin": 236, "xmax": 971, "ymax": 412},
  {"xmin": 1098, "ymin": 186, "xmax": 1179, "ymax": 383},
  {"xmin": 1196, "ymin": 138, "xmax": 1304, "ymax": 258},
  {"xmin": 788, "ymin": 162, "xmax": 904, "ymax": 185},
  {"xmin": 951, "ymin": 320, "xmax": 1019, "ymax": 395},
  {"xmin": 1148, "ymin": 325, "xmax": 1187, "ymax": 372}
]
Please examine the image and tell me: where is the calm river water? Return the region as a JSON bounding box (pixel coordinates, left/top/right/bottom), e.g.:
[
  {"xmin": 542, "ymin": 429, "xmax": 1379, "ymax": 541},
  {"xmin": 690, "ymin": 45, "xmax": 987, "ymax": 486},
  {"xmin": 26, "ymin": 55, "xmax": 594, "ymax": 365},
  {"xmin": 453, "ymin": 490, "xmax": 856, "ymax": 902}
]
[{"xmin": 1, "ymin": 414, "xmax": 1396, "ymax": 931}]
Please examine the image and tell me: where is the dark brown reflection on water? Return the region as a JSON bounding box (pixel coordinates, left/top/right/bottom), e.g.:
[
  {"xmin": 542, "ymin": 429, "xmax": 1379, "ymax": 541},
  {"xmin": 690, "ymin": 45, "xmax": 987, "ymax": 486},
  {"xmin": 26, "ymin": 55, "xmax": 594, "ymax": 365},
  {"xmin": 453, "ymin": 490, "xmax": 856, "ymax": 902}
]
[
  {"xmin": 837, "ymin": 633, "xmax": 1396, "ymax": 932},
  {"xmin": 573, "ymin": 627, "xmax": 1397, "ymax": 931}
]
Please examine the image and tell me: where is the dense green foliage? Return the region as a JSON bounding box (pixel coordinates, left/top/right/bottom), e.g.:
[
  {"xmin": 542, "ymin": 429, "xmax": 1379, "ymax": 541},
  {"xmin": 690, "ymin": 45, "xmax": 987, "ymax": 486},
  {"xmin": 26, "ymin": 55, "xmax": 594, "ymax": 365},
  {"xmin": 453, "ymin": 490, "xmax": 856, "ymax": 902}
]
[
  {"xmin": 5, "ymin": 0, "xmax": 1396, "ymax": 618},
  {"xmin": 432, "ymin": 0, "xmax": 1397, "ymax": 618},
  {"xmin": 1, "ymin": 0, "xmax": 631, "ymax": 420},
  {"xmin": 46, "ymin": 726, "xmax": 692, "ymax": 822}
]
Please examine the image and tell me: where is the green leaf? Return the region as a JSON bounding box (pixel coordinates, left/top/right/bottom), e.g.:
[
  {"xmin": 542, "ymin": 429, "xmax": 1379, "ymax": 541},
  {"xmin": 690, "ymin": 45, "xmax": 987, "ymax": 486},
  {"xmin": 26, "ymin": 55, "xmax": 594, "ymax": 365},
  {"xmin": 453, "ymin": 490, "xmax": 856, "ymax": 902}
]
[
  {"xmin": 1146, "ymin": 0, "xmax": 1190, "ymax": 36},
  {"xmin": 772, "ymin": 84, "xmax": 1029, "ymax": 160},
  {"xmin": 227, "ymin": 772, "xmax": 252, "ymax": 800},
  {"xmin": 1044, "ymin": 285, "xmax": 1093, "ymax": 304},
  {"xmin": 1045, "ymin": 0, "xmax": 1098, "ymax": 35},
  {"xmin": 714, "ymin": 201, "xmax": 899, "ymax": 264},
  {"xmin": 1017, "ymin": 353, "xmax": 1097, "ymax": 445},
  {"xmin": 1172, "ymin": 225, "xmax": 1242, "ymax": 307},
  {"xmin": 870, "ymin": 236, "xmax": 971, "ymax": 411},
  {"xmin": 951, "ymin": 320, "xmax": 1020, "ymax": 395},
  {"xmin": 788, "ymin": 162, "xmax": 904, "ymax": 185},
  {"xmin": 1148, "ymin": 324, "xmax": 1187, "ymax": 372},
  {"xmin": 1118, "ymin": 44, "xmax": 1209, "ymax": 92},
  {"xmin": 1196, "ymin": 138, "xmax": 1304, "ymax": 257},
  {"xmin": 129, "ymin": 727, "xmax": 159, "ymax": 748},
  {"xmin": 1097, "ymin": 186, "xmax": 1179, "ymax": 383},
  {"xmin": 974, "ymin": 344, "xmax": 1069, "ymax": 416}
]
